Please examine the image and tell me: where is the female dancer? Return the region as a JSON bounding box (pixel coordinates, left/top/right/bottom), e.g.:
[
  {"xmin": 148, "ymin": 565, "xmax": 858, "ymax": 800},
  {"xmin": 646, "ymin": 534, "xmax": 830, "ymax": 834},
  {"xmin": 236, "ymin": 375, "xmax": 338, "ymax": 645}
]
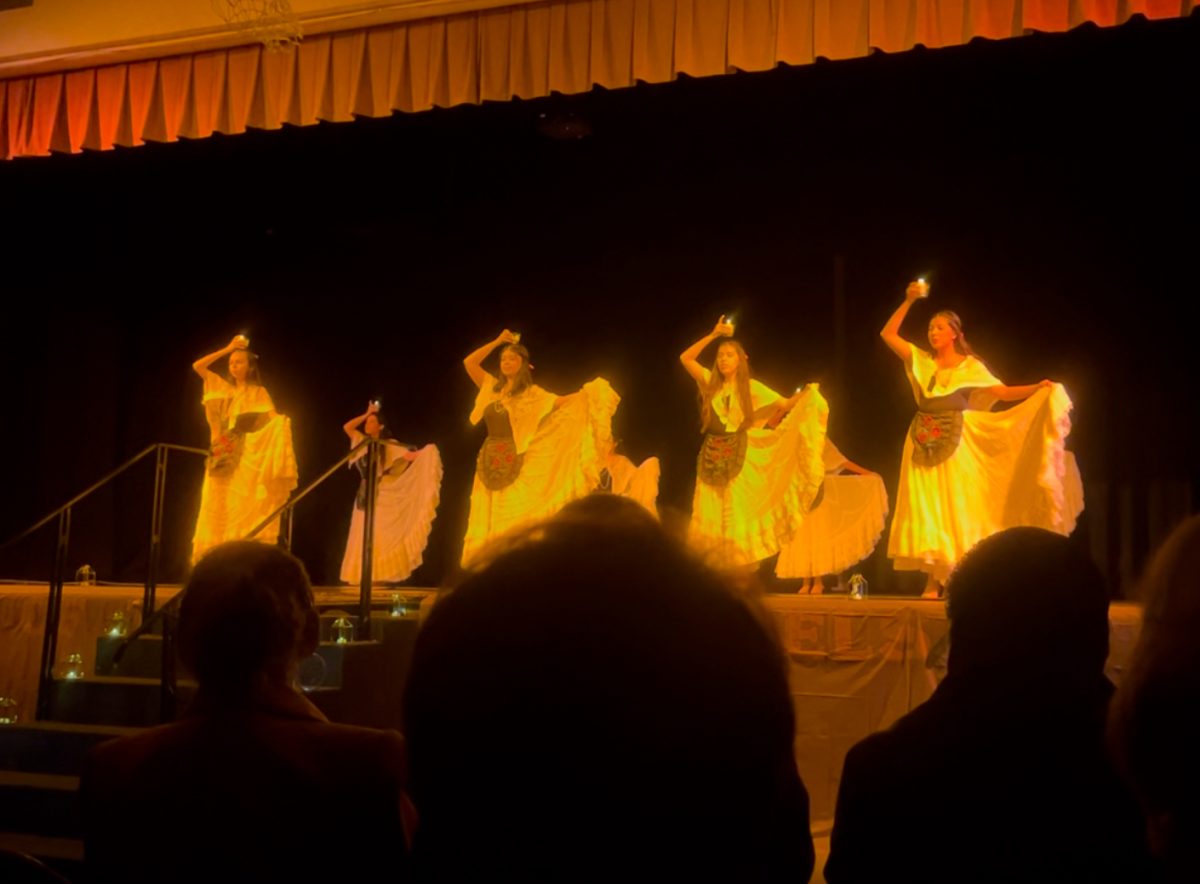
[
  {"xmin": 190, "ymin": 335, "xmax": 297, "ymax": 562},
  {"xmin": 880, "ymin": 279, "xmax": 1084, "ymax": 597},
  {"xmin": 775, "ymin": 439, "xmax": 889, "ymax": 594},
  {"xmin": 461, "ymin": 329, "xmax": 619, "ymax": 566},
  {"xmin": 340, "ymin": 400, "xmax": 443, "ymax": 584},
  {"xmin": 598, "ymin": 438, "xmax": 661, "ymax": 518},
  {"xmin": 680, "ymin": 316, "xmax": 828, "ymax": 567}
]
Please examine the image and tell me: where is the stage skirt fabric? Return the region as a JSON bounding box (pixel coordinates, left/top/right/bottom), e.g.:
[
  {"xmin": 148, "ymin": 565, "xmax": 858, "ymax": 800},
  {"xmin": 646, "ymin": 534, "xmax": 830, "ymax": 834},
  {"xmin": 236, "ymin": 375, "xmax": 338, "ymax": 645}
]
[
  {"xmin": 341, "ymin": 441, "xmax": 443, "ymax": 584},
  {"xmin": 191, "ymin": 372, "xmax": 298, "ymax": 563},
  {"xmin": 607, "ymin": 454, "xmax": 661, "ymax": 518},
  {"xmin": 888, "ymin": 349, "xmax": 1084, "ymax": 582},
  {"xmin": 462, "ymin": 376, "xmax": 619, "ymax": 567},
  {"xmin": 689, "ymin": 382, "xmax": 828, "ymax": 567},
  {"xmin": 776, "ymin": 473, "xmax": 890, "ymax": 578}
]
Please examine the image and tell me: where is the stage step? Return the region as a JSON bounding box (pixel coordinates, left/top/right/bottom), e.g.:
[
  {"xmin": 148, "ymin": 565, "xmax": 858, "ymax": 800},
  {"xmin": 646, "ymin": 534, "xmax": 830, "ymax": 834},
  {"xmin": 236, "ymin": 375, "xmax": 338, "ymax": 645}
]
[
  {"xmin": 0, "ymin": 722, "xmax": 137, "ymax": 775},
  {"xmin": 91, "ymin": 610, "xmax": 423, "ymax": 680},
  {"xmin": 0, "ymin": 832, "xmax": 83, "ymax": 862},
  {"xmin": 0, "ymin": 771, "xmax": 80, "ymax": 838},
  {"xmin": 93, "ymin": 618, "xmax": 416, "ymax": 677},
  {"xmin": 0, "ymin": 722, "xmax": 132, "ymax": 877},
  {"xmin": 0, "ymin": 832, "xmax": 82, "ymax": 882},
  {"xmin": 0, "ymin": 599, "xmax": 429, "ymax": 878},
  {"xmin": 46, "ymin": 675, "xmax": 197, "ymax": 727},
  {"xmin": 317, "ymin": 607, "xmax": 424, "ymax": 639},
  {"xmin": 94, "ymin": 633, "xmax": 168, "ymax": 678},
  {"xmin": 54, "ymin": 634, "xmax": 415, "ymax": 729}
]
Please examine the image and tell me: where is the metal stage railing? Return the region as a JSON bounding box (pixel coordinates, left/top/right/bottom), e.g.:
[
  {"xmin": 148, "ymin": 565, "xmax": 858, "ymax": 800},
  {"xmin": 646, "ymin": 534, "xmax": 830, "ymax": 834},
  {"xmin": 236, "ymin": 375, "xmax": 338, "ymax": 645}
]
[{"xmin": 1, "ymin": 436, "xmax": 391, "ymax": 723}]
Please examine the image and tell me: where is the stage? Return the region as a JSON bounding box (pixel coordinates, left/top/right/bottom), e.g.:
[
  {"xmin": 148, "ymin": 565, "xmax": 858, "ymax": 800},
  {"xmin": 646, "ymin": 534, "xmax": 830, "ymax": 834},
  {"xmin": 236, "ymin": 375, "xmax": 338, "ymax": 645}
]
[{"xmin": 0, "ymin": 582, "xmax": 1142, "ymax": 823}]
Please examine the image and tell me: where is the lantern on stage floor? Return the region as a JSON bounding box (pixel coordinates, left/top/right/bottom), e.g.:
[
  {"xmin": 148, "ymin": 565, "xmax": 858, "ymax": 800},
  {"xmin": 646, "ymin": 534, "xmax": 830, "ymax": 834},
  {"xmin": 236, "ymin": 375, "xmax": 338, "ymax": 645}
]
[
  {"xmin": 848, "ymin": 574, "xmax": 868, "ymax": 600},
  {"xmin": 297, "ymin": 653, "xmax": 327, "ymax": 692},
  {"xmin": 0, "ymin": 697, "xmax": 18, "ymax": 725},
  {"xmin": 62, "ymin": 652, "xmax": 85, "ymax": 680}
]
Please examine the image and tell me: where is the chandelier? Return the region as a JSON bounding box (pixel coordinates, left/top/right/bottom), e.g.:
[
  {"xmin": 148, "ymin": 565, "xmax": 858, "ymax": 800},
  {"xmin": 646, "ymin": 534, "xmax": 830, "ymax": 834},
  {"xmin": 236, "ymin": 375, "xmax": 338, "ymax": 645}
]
[{"xmin": 212, "ymin": 0, "xmax": 303, "ymax": 50}]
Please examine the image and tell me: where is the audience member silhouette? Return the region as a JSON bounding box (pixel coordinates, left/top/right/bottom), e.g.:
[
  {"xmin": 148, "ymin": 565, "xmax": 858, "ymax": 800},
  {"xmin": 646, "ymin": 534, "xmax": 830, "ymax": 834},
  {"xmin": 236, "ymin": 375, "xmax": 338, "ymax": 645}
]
[
  {"xmin": 1110, "ymin": 514, "xmax": 1200, "ymax": 884},
  {"xmin": 825, "ymin": 527, "xmax": 1155, "ymax": 883},
  {"xmin": 403, "ymin": 494, "xmax": 815, "ymax": 881},
  {"xmin": 81, "ymin": 541, "xmax": 411, "ymax": 883}
]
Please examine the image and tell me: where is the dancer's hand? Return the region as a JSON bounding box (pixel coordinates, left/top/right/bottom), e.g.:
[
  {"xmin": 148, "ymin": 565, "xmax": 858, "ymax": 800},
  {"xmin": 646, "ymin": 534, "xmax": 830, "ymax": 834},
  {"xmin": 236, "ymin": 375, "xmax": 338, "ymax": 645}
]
[
  {"xmin": 496, "ymin": 329, "xmax": 520, "ymax": 346},
  {"xmin": 713, "ymin": 316, "xmax": 734, "ymax": 337},
  {"xmin": 905, "ymin": 280, "xmax": 929, "ymax": 302},
  {"xmin": 228, "ymin": 334, "xmax": 250, "ymax": 351}
]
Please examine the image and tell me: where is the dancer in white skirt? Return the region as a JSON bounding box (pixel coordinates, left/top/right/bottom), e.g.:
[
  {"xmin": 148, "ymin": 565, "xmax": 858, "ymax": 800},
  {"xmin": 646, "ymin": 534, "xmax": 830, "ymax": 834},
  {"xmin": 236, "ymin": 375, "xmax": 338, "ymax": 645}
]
[
  {"xmin": 775, "ymin": 440, "xmax": 888, "ymax": 593},
  {"xmin": 597, "ymin": 439, "xmax": 661, "ymax": 518},
  {"xmin": 340, "ymin": 401, "xmax": 442, "ymax": 585}
]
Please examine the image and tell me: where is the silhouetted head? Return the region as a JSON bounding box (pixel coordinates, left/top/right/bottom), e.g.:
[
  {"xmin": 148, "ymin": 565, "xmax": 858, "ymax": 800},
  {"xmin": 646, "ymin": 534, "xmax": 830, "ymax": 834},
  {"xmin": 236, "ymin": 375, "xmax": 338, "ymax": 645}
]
[
  {"xmin": 179, "ymin": 542, "xmax": 318, "ymax": 696},
  {"xmin": 1110, "ymin": 515, "xmax": 1200, "ymax": 878},
  {"xmin": 946, "ymin": 528, "xmax": 1108, "ymax": 682},
  {"xmin": 404, "ymin": 495, "xmax": 810, "ymax": 877}
]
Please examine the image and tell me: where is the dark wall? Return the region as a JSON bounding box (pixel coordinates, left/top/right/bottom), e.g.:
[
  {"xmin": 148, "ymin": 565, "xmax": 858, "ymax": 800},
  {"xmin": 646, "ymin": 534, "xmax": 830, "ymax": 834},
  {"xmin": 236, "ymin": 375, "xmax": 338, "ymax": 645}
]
[{"xmin": 2, "ymin": 14, "xmax": 1196, "ymax": 592}]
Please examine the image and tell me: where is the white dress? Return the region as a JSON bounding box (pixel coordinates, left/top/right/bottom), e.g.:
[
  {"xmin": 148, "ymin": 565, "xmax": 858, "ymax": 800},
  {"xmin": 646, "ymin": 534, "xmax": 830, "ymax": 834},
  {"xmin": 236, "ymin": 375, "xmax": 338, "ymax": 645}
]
[
  {"xmin": 775, "ymin": 440, "xmax": 889, "ymax": 579},
  {"xmin": 340, "ymin": 432, "xmax": 443, "ymax": 584}
]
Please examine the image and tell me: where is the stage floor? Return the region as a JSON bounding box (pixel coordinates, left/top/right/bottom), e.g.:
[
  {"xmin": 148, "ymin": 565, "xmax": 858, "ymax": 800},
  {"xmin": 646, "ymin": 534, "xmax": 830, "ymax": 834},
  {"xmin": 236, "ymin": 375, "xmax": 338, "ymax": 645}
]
[{"xmin": 0, "ymin": 582, "xmax": 1142, "ymax": 824}]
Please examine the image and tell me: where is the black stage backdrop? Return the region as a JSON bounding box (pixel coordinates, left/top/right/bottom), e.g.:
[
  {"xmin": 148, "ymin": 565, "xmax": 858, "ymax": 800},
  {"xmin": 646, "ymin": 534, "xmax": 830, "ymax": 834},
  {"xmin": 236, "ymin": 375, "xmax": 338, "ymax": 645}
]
[{"xmin": 2, "ymin": 14, "xmax": 1196, "ymax": 595}]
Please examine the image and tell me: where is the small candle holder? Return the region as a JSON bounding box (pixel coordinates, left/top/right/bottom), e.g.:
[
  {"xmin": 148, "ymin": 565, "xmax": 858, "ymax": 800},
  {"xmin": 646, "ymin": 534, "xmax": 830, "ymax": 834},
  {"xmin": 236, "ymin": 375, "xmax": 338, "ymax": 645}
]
[
  {"xmin": 62, "ymin": 652, "xmax": 85, "ymax": 680},
  {"xmin": 297, "ymin": 653, "xmax": 327, "ymax": 692},
  {"xmin": 106, "ymin": 610, "xmax": 128, "ymax": 637}
]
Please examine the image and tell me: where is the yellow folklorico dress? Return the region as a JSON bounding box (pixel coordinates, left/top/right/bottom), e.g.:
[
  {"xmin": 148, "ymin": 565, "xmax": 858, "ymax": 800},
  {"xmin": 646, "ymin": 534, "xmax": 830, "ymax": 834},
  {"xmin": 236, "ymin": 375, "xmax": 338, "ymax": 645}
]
[
  {"xmin": 775, "ymin": 440, "xmax": 890, "ymax": 579},
  {"xmin": 340, "ymin": 432, "xmax": 443, "ymax": 584},
  {"xmin": 688, "ymin": 369, "xmax": 829, "ymax": 567},
  {"xmin": 887, "ymin": 348, "xmax": 1084, "ymax": 582},
  {"xmin": 191, "ymin": 371, "xmax": 298, "ymax": 563},
  {"xmin": 461, "ymin": 372, "xmax": 620, "ymax": 567},
  {"xmin": 605, "ymin": 454, "xmax": 661, "ymax": 518}
]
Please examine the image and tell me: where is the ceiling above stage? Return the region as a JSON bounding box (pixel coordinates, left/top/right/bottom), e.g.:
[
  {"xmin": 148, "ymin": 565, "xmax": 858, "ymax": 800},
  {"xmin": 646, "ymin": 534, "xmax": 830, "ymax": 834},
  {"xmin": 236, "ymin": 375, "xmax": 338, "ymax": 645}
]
[
  {"xmin": 0, "ymin": 0, "xmax": 527, "ymax": 75},
  {"xmin": 1, "ymin": 0, "xmax": 1195, "ymax": 160}
]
